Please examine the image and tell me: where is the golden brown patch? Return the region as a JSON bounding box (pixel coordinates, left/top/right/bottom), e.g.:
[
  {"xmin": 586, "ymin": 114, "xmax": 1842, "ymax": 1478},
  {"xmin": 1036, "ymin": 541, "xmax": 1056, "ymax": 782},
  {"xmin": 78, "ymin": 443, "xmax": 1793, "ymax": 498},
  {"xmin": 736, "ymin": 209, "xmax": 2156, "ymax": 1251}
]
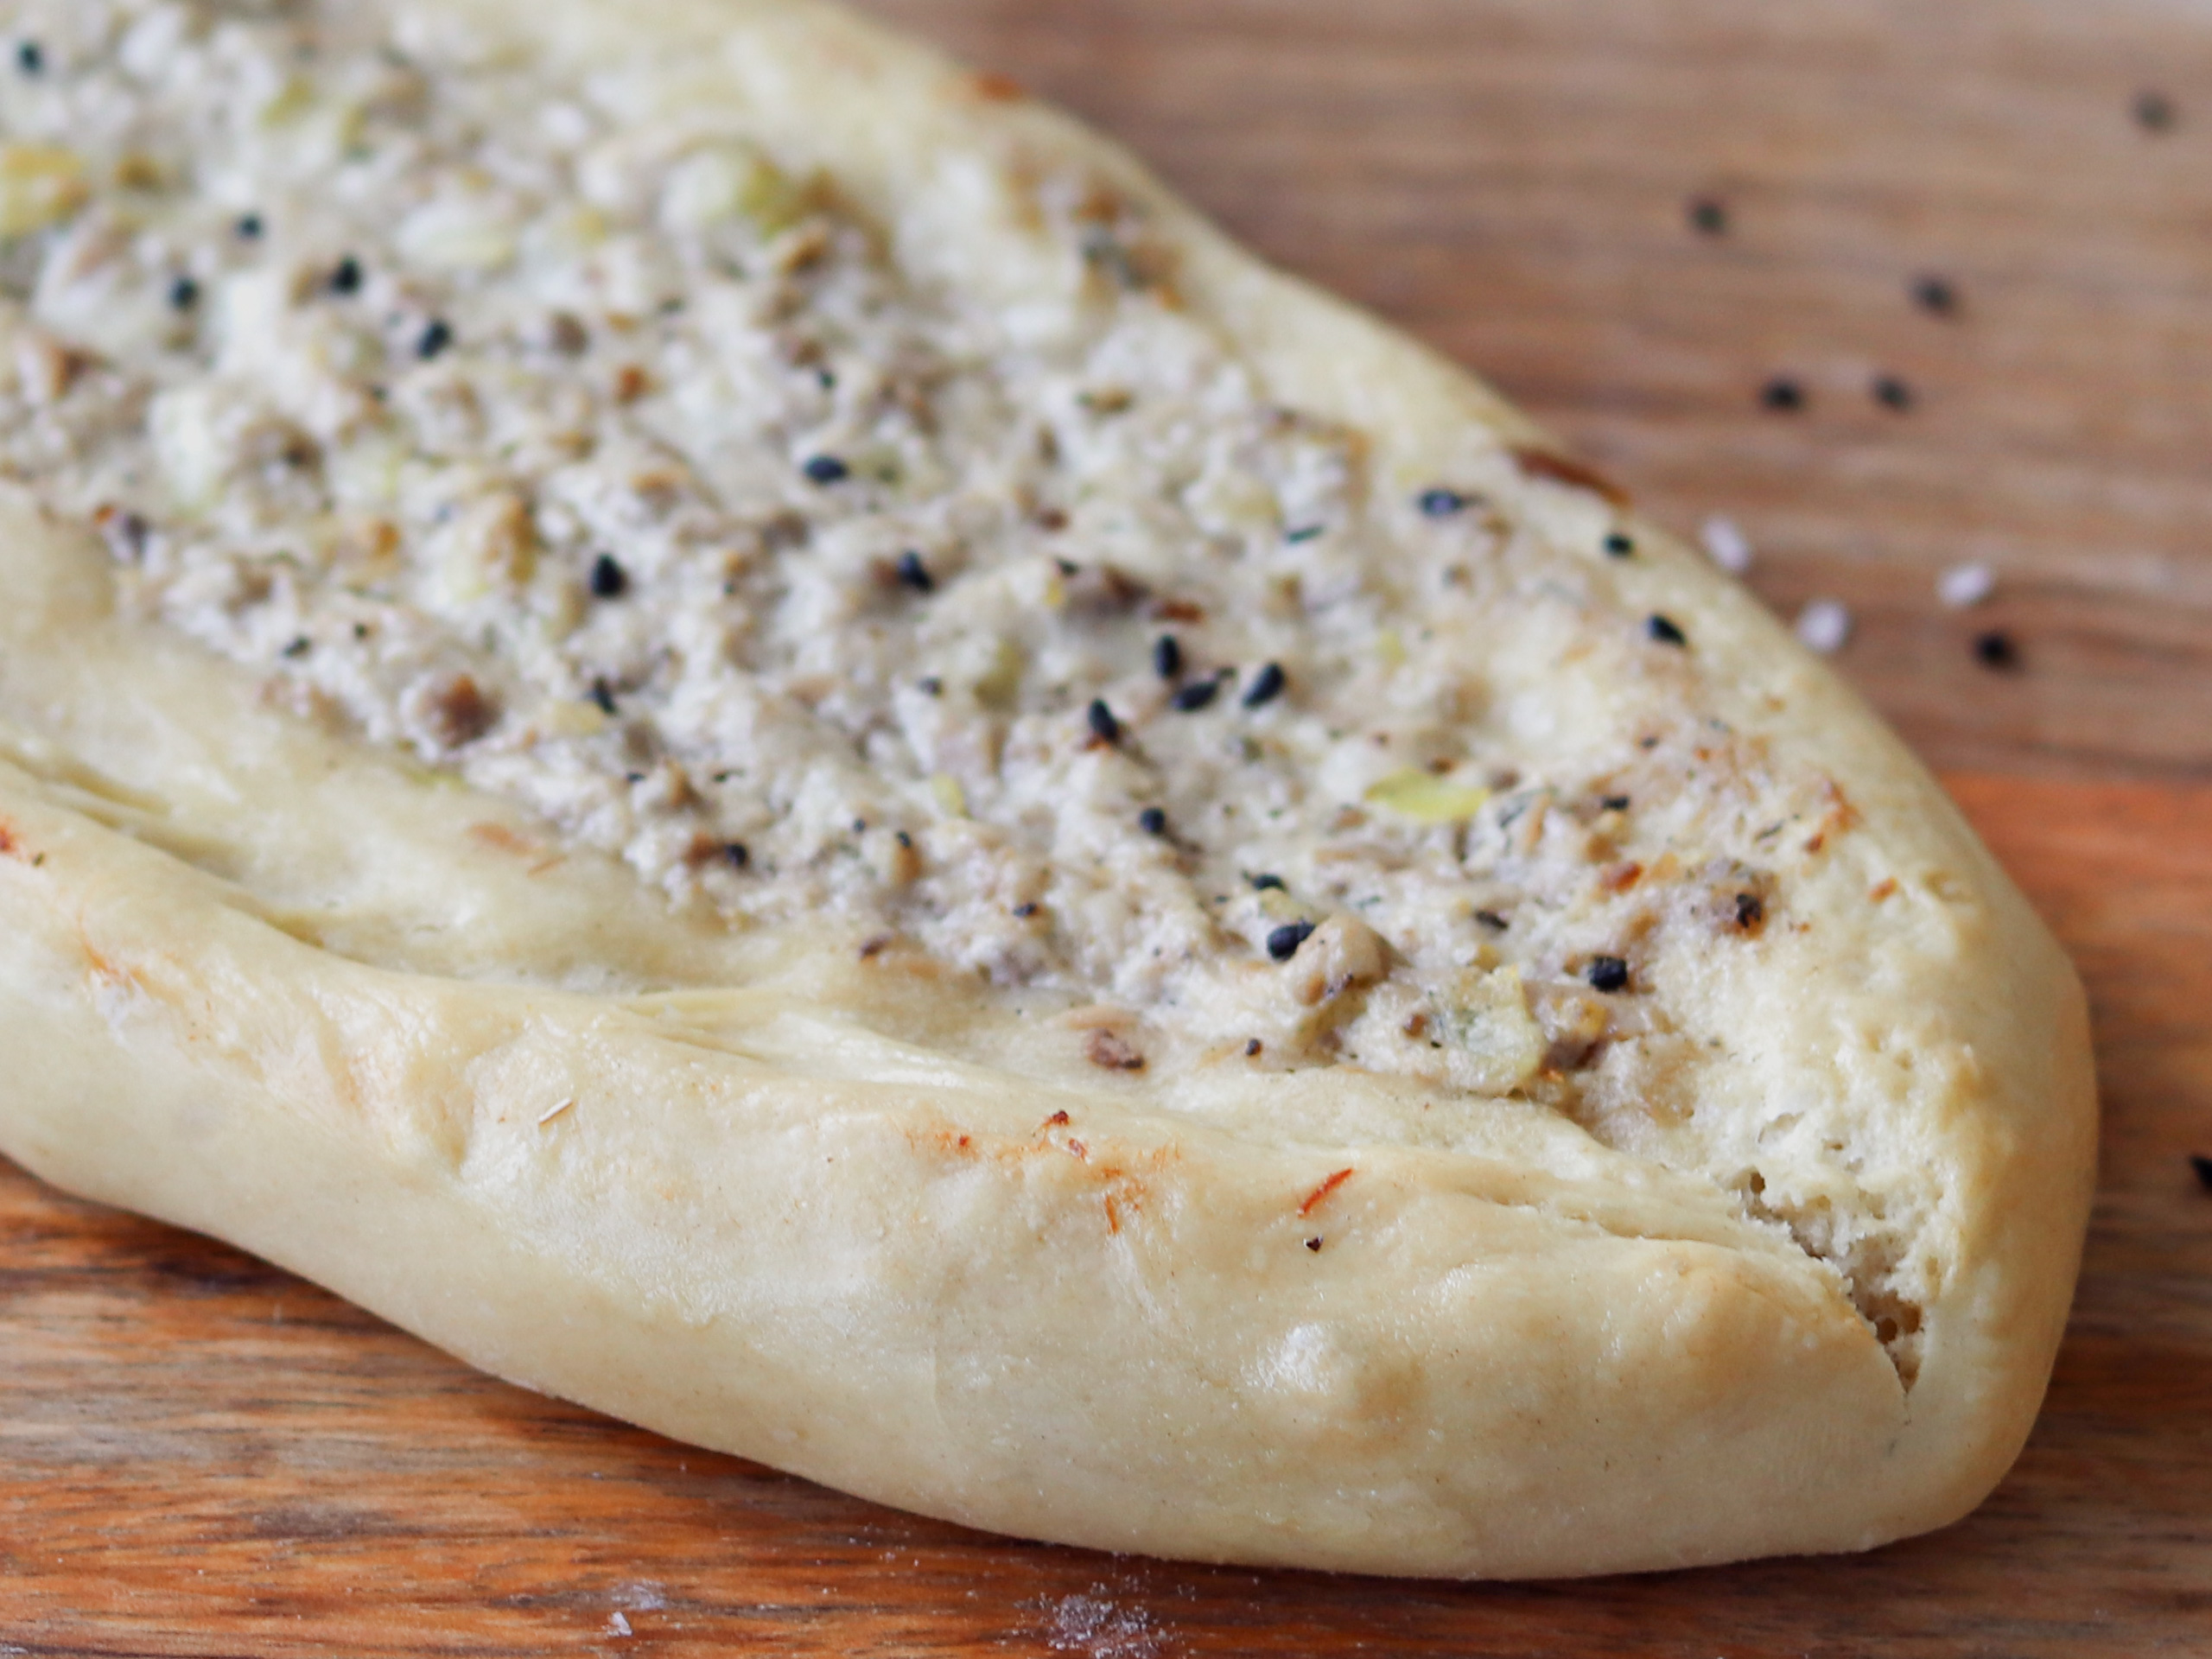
[
  {"xmin": 969, "ymin": 70, "xmax": 1027, "ymax": 102},
  {"xmin": 467, "ymin": 822, "xmax": 537, "ymax": 857},
  {"xmin": 1869, "ymin": 877, "xmax": 1900, "ymax": 903}
]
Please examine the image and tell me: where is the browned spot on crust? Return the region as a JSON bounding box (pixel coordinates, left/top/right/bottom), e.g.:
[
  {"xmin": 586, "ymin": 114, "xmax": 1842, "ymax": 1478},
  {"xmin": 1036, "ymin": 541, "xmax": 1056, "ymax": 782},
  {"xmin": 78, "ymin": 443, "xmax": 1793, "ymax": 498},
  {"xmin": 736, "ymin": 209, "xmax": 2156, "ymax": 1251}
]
[
  {"xmin": 1103, "ymin": 1194, "xmax": 1120, "ymax": 1233},
  {"xmin": 1065, "ymin": 1138, "xmax": 1088, "ymax": 1160},
  {"xmin": 1509, "ymin": 445, "xmax": 1630, "ymax": 506},
  {"xmin": 1599, "ymin": 861, "xmax": 1644, "ymax": 894},
  {"xmin": 969, "ymin": 70, "xmax": 1026, "ymax": 102},
  {"xmin": 1869, "ymin": 877, "xmax": 1899, "ymax": 903},
  {"xmin": 858, "ymin": 934, "xmax": 893, "ymax": 959},
  {"xmin": 0, "ymin": 820, "xmax": 18, "ymax": 858},
  {"xmin": 1084, "ymin": 1027, "xmax": 1146, "ymax": 1072},
  {"xmin": 1299, "ymin": 1166, "xmax": 1356, "ymax": 1217},
  {"xmin": 1150, "ymin": 598, "xmax": 1205, "ymax": 624}
]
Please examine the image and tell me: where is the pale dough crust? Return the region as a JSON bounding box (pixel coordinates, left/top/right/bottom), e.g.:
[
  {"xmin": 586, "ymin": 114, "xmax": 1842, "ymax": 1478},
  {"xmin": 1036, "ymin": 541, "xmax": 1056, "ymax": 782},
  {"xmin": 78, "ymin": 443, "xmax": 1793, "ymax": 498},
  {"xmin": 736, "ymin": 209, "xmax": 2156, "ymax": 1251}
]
[{"xmin": 0, "ymin": 0, "xmax": 2094, "ymax": 1577}]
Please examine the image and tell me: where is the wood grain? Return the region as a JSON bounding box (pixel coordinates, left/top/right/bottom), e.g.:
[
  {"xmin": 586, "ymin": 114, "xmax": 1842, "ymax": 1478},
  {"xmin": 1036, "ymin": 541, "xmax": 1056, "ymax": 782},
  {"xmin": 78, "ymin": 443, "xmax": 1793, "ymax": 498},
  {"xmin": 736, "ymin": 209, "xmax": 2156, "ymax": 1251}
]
[{"xmin": 6, "ymin": 1, "xmax": 2211, "ymax": 1652}]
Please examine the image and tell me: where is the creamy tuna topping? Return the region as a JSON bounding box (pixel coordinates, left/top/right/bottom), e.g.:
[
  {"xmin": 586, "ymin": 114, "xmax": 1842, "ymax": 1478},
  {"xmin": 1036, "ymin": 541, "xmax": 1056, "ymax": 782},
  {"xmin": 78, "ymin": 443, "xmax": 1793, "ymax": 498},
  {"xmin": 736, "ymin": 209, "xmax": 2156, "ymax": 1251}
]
[{"xmin": 0, "ymin": 3, "xmax": 1830, "ymax": 1107}]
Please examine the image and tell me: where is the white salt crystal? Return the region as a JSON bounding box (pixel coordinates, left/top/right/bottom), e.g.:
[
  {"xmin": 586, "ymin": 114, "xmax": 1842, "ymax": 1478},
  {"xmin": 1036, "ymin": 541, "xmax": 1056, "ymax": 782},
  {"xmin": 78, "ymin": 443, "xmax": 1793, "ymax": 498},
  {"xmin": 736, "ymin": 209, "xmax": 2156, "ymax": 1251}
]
[
  {"xmin": 1700, "ymin": 514, "xmax": 1753, "ymax": 574},
  {"xmin": 1795, "ymin": 598, "xmax": 1853, "ymax": 654},
  {"xmin": 1937, "ymin": 562, "xmax": 1995, "ymax": 608}
]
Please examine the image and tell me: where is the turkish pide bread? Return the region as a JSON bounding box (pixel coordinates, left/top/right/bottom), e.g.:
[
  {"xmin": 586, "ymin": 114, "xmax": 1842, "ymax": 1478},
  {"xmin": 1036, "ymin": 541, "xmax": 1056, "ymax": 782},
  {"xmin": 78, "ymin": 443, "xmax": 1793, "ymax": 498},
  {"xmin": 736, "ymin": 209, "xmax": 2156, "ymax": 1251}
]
[{"xmin": 0, "ymin": 0, "xmax": 2094, "ymax": 1577}]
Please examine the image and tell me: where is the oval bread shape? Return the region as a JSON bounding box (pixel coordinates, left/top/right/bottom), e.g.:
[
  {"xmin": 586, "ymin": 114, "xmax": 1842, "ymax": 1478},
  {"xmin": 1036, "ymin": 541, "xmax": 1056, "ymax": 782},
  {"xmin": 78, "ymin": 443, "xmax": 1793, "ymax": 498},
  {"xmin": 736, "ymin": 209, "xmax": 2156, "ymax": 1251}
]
[{"xmin": 0, "ymin": 0, "xmax": 2094, "ymax": 1576}]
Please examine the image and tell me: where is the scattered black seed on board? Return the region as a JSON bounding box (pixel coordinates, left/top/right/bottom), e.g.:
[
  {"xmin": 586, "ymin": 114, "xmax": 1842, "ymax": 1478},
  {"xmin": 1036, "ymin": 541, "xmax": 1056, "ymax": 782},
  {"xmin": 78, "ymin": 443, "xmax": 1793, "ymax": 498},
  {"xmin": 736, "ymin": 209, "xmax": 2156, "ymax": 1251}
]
[
  {"xmin": 1474, "ymin": 909, "xmax": 1508, "ymax": 930},
  {"xmin": 1172, "ymin": 679, "xmax": 1219, "ymax": 713},
  {"xmin": 1974, "ymin": 629, "xmax": 2020, "ymax": 671},
  {"xmin": 1600, "ymin": 794, "xmax": 1631, "ymax": 812},
  {"xmin": 1138, "ymin": 806, "xmax": 1168, "ymax": 836},
  {"xmin": 588, "ymin": 554, "xmax": 627, "ymax": 599},
  {"xmin": 1735, "ymin": 893, "xmax": 1766, "ymax": 930},
  {"xmin": 416, "ymin": 318, "xmax": 454, "ymax": 359},
  {"xmin": 1249, "ymin": 874, "xmax": 1287, "ymax": 892},
  {"xmin": 802, "ymin": 454, "xmax": 849, "ymax": 485},
  {"xmin": 1604, "ymin": 532, "xmax": 1635, "ymax": 558},
  {"xmin": 1285, "ymin": 524, "xmax": 1324, "ymax": 543},
  {"xmin": 1244, "ymin": 1038, "xmax": 1263, "ymax": 1057},
  {"xmin": 168, "ymin": 275, "xmax": 200, "ymax": 311},
  {"xmin": 894, "ymin": 830, "xmax": 912, "ymax": 849},
  {"xmin": 1087, "ymin": 699, "xmax": 1121, "ymax": 744},
  {"xmin": 16, "ymin": 41, "xmax": 42, "ymax": 75},
  {"xmin": 236, "ymin": 213, "xmax": 264, "ymax": 240},
  {"xmin": 1586, "ymin": 955, "xmax": 1630, "ymax": 993},
  {"xmin": 1013, "ymin": 902, "xmax": 1039, "ymax": 918},
  {"xmin": 1418, "ymin": 488, "xmax": 1466, "ymax": 518},
  {"xmin": 1760, "ymin": 377, "xmax": 1805, "ymax": 413},
  {"xmin": 1153, "ymin": 633, "xmax": 1182, "ymax": 679},
  {"xmin": 329, "ymin": 256, "xmax": 363, "ymax": 295},
  {"xmin": 2134, "ymin": 89, "xmax": 2177, "ymax": 133},
  {"xmin": 1243, "ymin": 661, "xmax": 1287, "ymax": 708},
  {"xmin": 1647, "ymin": 614, "xmax": 1688, "ymax": 647},
  {"xmin": 1688, "ymin": 195, "xmax": 1728, "ymax": 236},
  {"xmin": 1305, "ymin": 1236, "xmax": 1325, "ymax": 1252},
  {"xmin": 281, "ymin": 636, "xmax": 311, "ymax": 658},
  {"xmin": 894, "ymin": 550, "xmax": 933, "ymax": 593},
  {"xmin": 1872, "ymin": 374, "xmax": 1914, "ymax": 411},
  {"xmin": 1912, "ymin": 275, "xmax": 1958, "ymax": 316},
  {"xmin": 1268, "ymin": 920, "xmax": 1316, "ymax": 962},
  {"xmin": 725, "ymin": 842, "xmax": 750, "ymax": 869},
  {"xmin": 2190, "ymin": 1154, "xmax": 2212, "ymax": 1192},
  {"xmin": 588, "ymin": 678, "xmax": 618, "ymax": 715}
]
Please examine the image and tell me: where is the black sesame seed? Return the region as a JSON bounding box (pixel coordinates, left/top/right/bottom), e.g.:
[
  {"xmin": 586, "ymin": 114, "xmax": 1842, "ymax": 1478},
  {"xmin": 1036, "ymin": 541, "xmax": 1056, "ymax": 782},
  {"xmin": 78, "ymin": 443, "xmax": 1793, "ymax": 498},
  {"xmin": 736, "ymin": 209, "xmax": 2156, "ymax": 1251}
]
[
  {"xmin": 894, "ymin": 550, "xmax": 933, "ymax": 593},
  {"xmin": 725, "ymin": 842, "xmax": 750, "ymax": 869},
  {"xmin": 588, "ymin": 554, "xmax": 627, "ymax": 599},
  {"xmin": 1760, "ymin": 377, "xmax": 1805, "ymax": 413},
  {"xmin": 2134, "ymin": 89, "xmax": 2177, "ymax": 133},
  {"xmin": 1267, "ymin": 919, "xmax": 1316, "ymax": 962},
  {"xmin": 1974, "ymin": 628, "xmax": 2020, "ymax": 671},
  {"xmin": 1138, "ymin": 806, "xmax": 1168, "ymax": 836},
  {"xmin": 895, "ymin": 830, "xmax": 912, "ymax": 849},
  {"xmin": 1418, "ymin": 487, "xmax": 1465, "ymax": 518},
  {"xmin": 281, "ymin": 635, "xmax": 312, "ymax": 659},
  {"xmin": 1599, "ymin": 794, "xmax": 1631, "ymax": 812},
  {"xmin": 1242, "ymin": 661, "xmax": 1287, "ymax": 709},
  {"xmin": 1586, "ymin": 955, "xmax": 1630, "ymax": 993},
  {"xmin": 918, "ymin": 677, "xmax": 944, "ymax": 696},
  {"xmin": 236, "ymin": 213, "xmax": 264, "ymax": 240},
  {"xmin": 1734, "ymin": 892, "xmax": 1765, "ymax": 929},
  {"xmin": 1086, "ymin": 699, "xmax": 1121, "ymax": 744},
  {"xmin": 16, "ymin": 41, "xmax": 41, "ymax": 75},
  {"xmin": 1249, "ymin": 874, "xmax": 1287, "ymax": 893},
  {"xmin": 1474, "ymin": 909, "xmax": 1508, "ymax": 930},
  {"xmin": 802, "ymin": 454, "xmax": 849, "ymax": 486},
  {"xmin": 1872, "ymin": 374, "xmax": 1914, "ymax": 411},
  {"xmin": 1172, "ymin": 679, "xmax": 1220, "ymax": 713},
  {"xmin": 2191, "ymin": 1154, "xmax": 2212, "ymax": 1192},
  {"xmin": 1244, "ymin": 1038, "xmax": 1263, "ymax": 1057},
  {"xmin": 1912, "ymin": 274, "xmax": 1958, "ymax": 316},
  {"xmin": 1604, "ymin": 531, "xmax": 1635, "ymax": 558},
  {"xmin": 1647, "ymin": 614, "xmax": 1688, "ymax": 647},
  {"xmin": 1153, "ymin": 633, "xmax": 1182, "ymax": 680},
  {"xmin": 1688, "ymin": 195, "xmax": 1728, "ymax": 236},
  {"xmin": 329, "ymin": 256, "xmax": 363, "ymax": 295},
  {"xmin": 588, "ymin": 677, "xmax": 618, "ymax": 715},
  {"xmin": 416, "ymin": 318, "xmax": 454, "ymax": 359},
  {"xmin": 168, "ymin": 275, "xmax": 200, "ymax": 311},
  {"xmin": 1305, "ymin": 1236, "xmax": 1325, "ymax": 1252},
  {"xmin": 1285, "ymin": 524, "xmax": 1324, "ymax": 543},
  {"xmin": 1013, "ymin": 902, "xmax": 1039, "ymax": 918}
]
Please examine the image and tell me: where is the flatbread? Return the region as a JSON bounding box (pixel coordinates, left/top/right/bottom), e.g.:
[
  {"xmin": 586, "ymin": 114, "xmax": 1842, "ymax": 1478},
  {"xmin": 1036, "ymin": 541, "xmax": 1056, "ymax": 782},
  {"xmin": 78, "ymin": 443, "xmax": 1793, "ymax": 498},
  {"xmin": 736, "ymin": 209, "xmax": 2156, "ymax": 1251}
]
[{"xmin": 0, "ymin": 0, "xmax": 2094, "ymax": 1577}]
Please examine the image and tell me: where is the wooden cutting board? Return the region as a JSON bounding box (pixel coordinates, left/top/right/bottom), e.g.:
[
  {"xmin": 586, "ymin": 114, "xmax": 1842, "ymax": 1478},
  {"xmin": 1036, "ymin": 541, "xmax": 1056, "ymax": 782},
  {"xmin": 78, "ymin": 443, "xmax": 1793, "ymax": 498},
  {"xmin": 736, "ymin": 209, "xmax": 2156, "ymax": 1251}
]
[{"xmin": 5, "ymin": 2, "xmax": 2210, "ymax": 1652}]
